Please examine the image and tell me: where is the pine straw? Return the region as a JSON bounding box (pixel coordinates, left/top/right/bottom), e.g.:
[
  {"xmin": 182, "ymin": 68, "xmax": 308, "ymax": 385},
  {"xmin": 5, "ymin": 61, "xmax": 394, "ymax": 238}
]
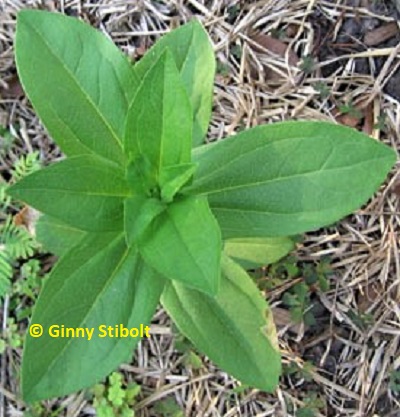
[{"xmin": 1, "ymin": 1, "xmax": 400, "ymax": 416}]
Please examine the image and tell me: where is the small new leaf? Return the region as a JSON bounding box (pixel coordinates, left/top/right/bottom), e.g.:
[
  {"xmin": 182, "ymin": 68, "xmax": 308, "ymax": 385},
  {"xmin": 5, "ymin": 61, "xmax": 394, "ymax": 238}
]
[
  {"xmin": 125, "ymin": 50, "xmax": 192, "ymax": 181},
  {"xmin": 124, "ymin": 195, "xmax": 166, "ymax": 246},
  {"xmin": 160, "ymin": 163, "xmax": 197, "ymax": 203}
]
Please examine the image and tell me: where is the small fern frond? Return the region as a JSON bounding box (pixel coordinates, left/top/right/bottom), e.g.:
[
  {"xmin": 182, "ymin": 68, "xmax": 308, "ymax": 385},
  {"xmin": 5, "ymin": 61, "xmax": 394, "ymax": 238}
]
[
  {"xmin": 11, "ymin": 151, "xmax": 41, "ymax": 183},
  {"xmin": 0, "ymin": 217, "xmax": 38, "ymax": 259},
  {"xmin": 0, "ymin": 181, "xmax": 11, "ymax": 212},
  {"xmin": 0, "ymin": 249, "xmax": 12, "ymax": 299}
]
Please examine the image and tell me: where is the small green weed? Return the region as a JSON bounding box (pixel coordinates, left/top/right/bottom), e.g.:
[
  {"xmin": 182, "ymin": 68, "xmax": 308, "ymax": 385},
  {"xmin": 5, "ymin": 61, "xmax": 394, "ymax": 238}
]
[
  {"xmin": 92, "ymin": 372, "xmax": 140, "ymax": 417},
  {"xmin": 226, "ymin": 5, "xmax": 240, "ymax": 23},
  {"xmin": 283, "ymin": 360, "xmax": 315, "ymax": 382},
  {"xmin": 314, "ymin": 81, "xmax": 331, "ymax": 99},
  {"xmin": 283, "ymin": 282, "xmax": 316, "ymax": 325},
  {"xmin": 296, "ymin": 392, "xmax": 326, "ymax": 417},
  {"xmin": 374, "ymin": 112, "xmax": 388, "ymax": 132},
  {"xmin": 173, "ymin": 328, "xmax": 203, "ymax": 370},
  {"xmin": 348, "ymin": 309, "xmax": 374, "ymax": 330},
  {"xmin": 389, "ymin": 369, "xmax": 400, "ymax": 393},
  {"xmin": 300, "ymin": 55, "xmax": 315, "ymax": 74},
  {"xmin": 216, "ymin": 59, "xmax": 230, "ymax": 77},
  {"xmin": 338, "ymin": 102, "xmax": 363, "ymax": 121},
  {"xmin": 263, "ymin": 256, "xmax": 331, "ymax": 325},
  {"xmin": 153, "ymin": 397, "xmax": 184, "ymax": 417},
  {"xmin": 0, "ymin": 150, "xmax": 41, "ymax": 300},
  {"xmin": 0, "ymin": 124, "xmax": 17, "ymax": 155},
  {"xmin": 230, "ymin": 43, "xmax": 242, "ymax": 60},
  {"xmin": 0, "ymin": 317, "xmax": 23, "ymax": 353}
]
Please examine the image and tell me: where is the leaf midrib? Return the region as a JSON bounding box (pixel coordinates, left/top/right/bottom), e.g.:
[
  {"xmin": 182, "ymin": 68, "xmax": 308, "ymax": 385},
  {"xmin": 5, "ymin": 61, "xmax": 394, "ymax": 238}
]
[
  {"xmin": 166, "ymin": 201, "xmax": 212, "ymax": 289},
  {"xmin": 190, "ymin": 131, "xmax": 389, "ymax": 193},
  {"xmin": 193, "ymin": 155, "xmax": 389, "ymax": 196},
  {"xmin": 13, "ymin": 188, "xmax": 131, "ymax": 197}
]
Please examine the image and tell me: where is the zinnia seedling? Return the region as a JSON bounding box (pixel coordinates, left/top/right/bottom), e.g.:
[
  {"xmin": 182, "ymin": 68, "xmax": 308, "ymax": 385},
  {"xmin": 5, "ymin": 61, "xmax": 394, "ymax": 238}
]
[{"xmin": 8, "ymin": 10, "xmax": 396, "ymax": 402}]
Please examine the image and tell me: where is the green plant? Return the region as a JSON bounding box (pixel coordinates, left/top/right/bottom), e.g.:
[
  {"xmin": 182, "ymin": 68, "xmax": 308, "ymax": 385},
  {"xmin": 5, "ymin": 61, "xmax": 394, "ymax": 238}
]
[
  {"xmin": 0, "ymin": 218, "xmax": 39, "ymax": 297},
  {"xmin": 283, "ymin": 282, "xmax": 316, "ymax": 325},
  {"xmin": 374, "ymin": 112, "xmax": 388, "ymax": 132},
  {"xmin": 173, "ymin": 330, "xmax": 203, "ymax": 370},
  {"xmin": 314, "ymin": 81, "xmax": 330, "ymax": 99},
  {"xmin": 295, "ymin": 392, "xmax": 326, "ymax": 417},
  {"xmin": 281, "ymin": 258, "xmax": 332, "ymax": 325},
  {"xmin": 153, "ymin": 397, "xmax": 184, "ymax": 417},
  {"xmin": 8, "ymin": 10, "xmax": 396, "ymax": 403},
  {"xmin": 92, "ymin": 372, "xmax": 140, "ymax": 417},
  {"xmin": 338, "ymin": 102, "xmax": 363, "ymax": 121},
  {"xmin": 348, "ymin": 309, "xmax": 375, "ymax": 330},
  {"xmin": 300, "ymin": 55, "xmax": 315, "ymax": 74},
  {"xmin": 0, "ymin": 124, "xmax": 16, "ymax": 154},
  {"xmin": 0, "ymin": 150, "xmax": 41, "ymax": 299},
  {"xmin": 283, "ymin": 360, "xmax": 315, "ymax": 383},
  {"xmin": 389, "ymin": 369, "xmax": 400, "ymax": 393}
]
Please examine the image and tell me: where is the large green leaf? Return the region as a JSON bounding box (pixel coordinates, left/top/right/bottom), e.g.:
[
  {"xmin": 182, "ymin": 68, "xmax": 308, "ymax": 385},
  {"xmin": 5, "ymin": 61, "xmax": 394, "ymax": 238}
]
[
  {"xmin": 22, "ymin": 233, "xmax": 164, "ymax": 402},
  {"xmin": 125, "ymin": 50, "xmax": 192, "ymax": 183},
  {"xmin": 16, "ymin": 10, "xmax": 139, "ymax": 164},
  {"xmin": 224, "ymin": 237, "xmax": 295, "ymax": 269},
  {"xmin": 8, "ymin": 156, "xmax": 130, "ymax": 232},
  {"xmin": 186, "ymin": 122, "xmax": 396, "ymax": 238},
  {"xmin": 137, "ymin": 196, "xmax": 221, "ymax": 295},
  {"xmin": 162, "ymin": 255, "xmax": 281, "ymax": 391},
  {"xmin": 36, "ymin": 215, "xmax": 86, "ymax": 257},
  {"xmin": 135, "ymin": 20, "xmax": 215, "ymax": 147}
]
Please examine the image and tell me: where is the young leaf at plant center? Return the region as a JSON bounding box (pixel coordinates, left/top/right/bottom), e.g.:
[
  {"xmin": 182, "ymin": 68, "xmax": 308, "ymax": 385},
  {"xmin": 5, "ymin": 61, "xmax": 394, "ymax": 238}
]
[
  {"xmin": 124, "ymin": 49, "xmax": 192, "ymax": 184},
  {"xmin": 135, "ymin": 20, "xmax": 215, "ymax": 147},
  {"xmin": 16, "ymin": 10, "xmax": 139, "ymax": 164},
  {"xmin": 124, "ymin": 195, "xmax": 166, "ymax": 246},
  {"xmin": 160, "ymin": 163, "xmax": 197, "ymax": 203},
  {"xmin": 36, "ymin": 215, "xmax": 86, "ymax": 257},
  {"xmin": 161, "ymin": 255, "xmax": 281, "ymax": 392},
  {"xmin": 137, "ymin": 195, "xmax": 221, "ymax": 295},
  {"xmin": 22, "ymin": 233, "xmax": 164, "ymax": 402},
  {"xmin": 126, "ymin": 156, "xmax": 158, "ymax": 197},
  {"xmin": 7, "ymin": 155, "xmax": 130, "ymax": 232},
  {"xmin": 186, "ymin": 121, "xmax": 396, "ymax": 238},
  {"xmin": 224, "ymin": 237, "xmax": 295, "ymax": 270}
]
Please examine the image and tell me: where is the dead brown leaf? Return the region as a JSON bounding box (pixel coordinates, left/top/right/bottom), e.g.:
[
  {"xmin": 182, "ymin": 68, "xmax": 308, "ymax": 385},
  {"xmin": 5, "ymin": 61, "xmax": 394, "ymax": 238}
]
[
  {"xmin": 14, "ymin": 206, "xmax": 40, "ymax": 235},
  {"xmin": 358, "ymin": 281, "xmax": 384, "ymax": 313},
  {"xmin": 251, "ymin": 33, "xmax": 299, "ymax": 66},
  {"xmin": 249, "ymin": 33, "xmax": 299, "ymax": 83},
  {"xmin": 364, "ymin": 22, "xmax": 399, "ymax": 47},
  {"xmin": 0, "ymin": 74, "xmax": 24, "ymax": 99}
]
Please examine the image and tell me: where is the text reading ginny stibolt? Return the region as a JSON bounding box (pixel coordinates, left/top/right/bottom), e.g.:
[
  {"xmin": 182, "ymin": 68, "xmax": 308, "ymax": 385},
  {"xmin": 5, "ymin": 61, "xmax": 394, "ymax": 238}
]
[{"xmin": 28, "ymin": 323, "xmax": 150, "ymax": 341}]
